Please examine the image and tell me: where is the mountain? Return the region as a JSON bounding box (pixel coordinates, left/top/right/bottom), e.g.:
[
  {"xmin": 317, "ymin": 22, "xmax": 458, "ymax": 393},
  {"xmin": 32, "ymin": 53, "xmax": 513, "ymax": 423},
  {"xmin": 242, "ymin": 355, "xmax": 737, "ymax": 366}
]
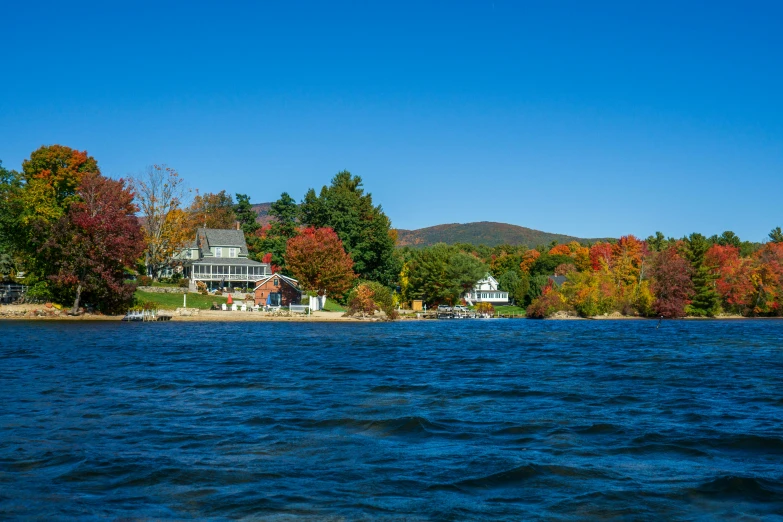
[
  {"xmin": 395, "ymin": 222, "xmax": 609, "ymax": 248},
  {"xmin": 249, "ymin": 204, "xmax": 607, "ymax": 248},
  {"xmin": 251, "ymin": 203, "xmax": 273, "ymax": 226}
]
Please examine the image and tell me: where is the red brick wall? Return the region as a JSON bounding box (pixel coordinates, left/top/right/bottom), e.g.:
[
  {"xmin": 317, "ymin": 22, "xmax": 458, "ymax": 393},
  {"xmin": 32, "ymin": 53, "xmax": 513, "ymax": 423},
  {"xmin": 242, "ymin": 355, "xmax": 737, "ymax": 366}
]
[{"xmin": 254, "ymin": 277, "xmax": 301, "ymax": 306}]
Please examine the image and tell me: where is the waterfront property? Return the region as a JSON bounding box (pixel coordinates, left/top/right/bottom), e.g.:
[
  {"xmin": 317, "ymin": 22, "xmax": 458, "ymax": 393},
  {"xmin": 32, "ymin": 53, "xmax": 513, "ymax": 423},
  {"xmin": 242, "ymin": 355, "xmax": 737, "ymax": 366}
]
[
  {"xmin": 253, "ymin": 274, "xmax": 302, "ymax": 307},
  {"xmin": 182, "ymin": 228, "xmax": 271, "ymax": 290},
  {"xmin": 464, "ymin": 274, "xmax": 509, "ymax": 304}
]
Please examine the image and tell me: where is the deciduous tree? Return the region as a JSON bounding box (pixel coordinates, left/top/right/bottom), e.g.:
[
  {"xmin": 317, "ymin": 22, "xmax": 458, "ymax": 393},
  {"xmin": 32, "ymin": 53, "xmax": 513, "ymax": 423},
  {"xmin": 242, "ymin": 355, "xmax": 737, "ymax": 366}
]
[
  {"xmin": 38, "ymin": 173, "xmax": 144, "ymax": 314},
  {"xmin": 187, "ymin": 190, "xmax": 235, "ymax": 230},
  {"xmin": 649, "ymin": 247, "xmax": 694, "ymax": 318},
  {"xmin": 132, "ymin": 164, "xmax": 190, "ymax": 280},
  {"xmin": 285, "ymin": 227, "xmax": 356, "ymax": 298}
]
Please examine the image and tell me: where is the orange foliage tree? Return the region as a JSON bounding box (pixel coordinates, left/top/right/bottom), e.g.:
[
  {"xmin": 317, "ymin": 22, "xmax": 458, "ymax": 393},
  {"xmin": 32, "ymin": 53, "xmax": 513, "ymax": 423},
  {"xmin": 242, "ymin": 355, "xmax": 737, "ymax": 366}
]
[{"xmin": 285, "ymin": 227, "xmax": 356, "ymax": 298}]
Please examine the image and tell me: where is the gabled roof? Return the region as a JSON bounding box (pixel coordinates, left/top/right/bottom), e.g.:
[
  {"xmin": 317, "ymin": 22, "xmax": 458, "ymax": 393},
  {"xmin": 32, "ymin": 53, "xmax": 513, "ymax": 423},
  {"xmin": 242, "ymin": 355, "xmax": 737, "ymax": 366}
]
[
  {"xmin": 197, "ymin": 228, "xmax": 248, "ymax": 256},
  {"xmin": 548, "ymin": 275, "xmax": 568, "ymax": 286},
  {"xmin": 253, "ymin": 273, "xmax": 301, "ymax": 292}
]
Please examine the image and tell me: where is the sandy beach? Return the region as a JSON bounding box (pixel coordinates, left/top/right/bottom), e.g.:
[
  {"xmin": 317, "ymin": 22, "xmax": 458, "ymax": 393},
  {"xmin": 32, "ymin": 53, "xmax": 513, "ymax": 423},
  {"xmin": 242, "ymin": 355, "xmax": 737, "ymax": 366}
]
[{"xmin": 0, "ymin": 305, "xmax": 376, "ymax": 322}]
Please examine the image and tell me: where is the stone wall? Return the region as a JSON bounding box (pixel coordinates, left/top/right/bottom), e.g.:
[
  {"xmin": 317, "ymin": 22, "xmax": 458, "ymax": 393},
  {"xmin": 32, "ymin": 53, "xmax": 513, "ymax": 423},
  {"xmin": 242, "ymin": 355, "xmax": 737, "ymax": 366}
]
[{"xmin": 137, "ymin": 286, "xmax": 187, "ymax": 294}]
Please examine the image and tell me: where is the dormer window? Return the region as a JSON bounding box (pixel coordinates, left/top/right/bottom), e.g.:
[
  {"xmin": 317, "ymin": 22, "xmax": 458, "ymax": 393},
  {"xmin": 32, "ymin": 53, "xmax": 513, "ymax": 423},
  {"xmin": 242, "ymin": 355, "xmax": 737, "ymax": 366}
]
[
  {"xmin": 229, "ymin": 248, "xmax": 237, "ymax": 258},
  {"xmin": 215, "ymin": 247, "xmax": 222, "ymax": 258}
]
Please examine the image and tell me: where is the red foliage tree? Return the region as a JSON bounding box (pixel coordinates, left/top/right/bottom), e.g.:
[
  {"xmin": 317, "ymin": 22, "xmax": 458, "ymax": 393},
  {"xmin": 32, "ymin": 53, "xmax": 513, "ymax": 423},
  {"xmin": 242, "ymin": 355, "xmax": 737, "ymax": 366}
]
[
  {"xmin": 285, "ymin": 227, "xmax": 356, "ymax": 297},
  {"xmin": 649, "ymin": 246, "xmax": 694, "ymax": 318},
  {"xmin": 705, "ymin": 244, "xmax": 754, "ymax": 311},
  {"xmin": 589, "ymin": 242, "xmax": 614, "ymax": 271},
  {"xmin": 751, "ymin": 242, "xmax": 783, "ymax": 315},
  {"xmin": 39, "ymin": 173, "xmax": 145, "ymax": 314}
]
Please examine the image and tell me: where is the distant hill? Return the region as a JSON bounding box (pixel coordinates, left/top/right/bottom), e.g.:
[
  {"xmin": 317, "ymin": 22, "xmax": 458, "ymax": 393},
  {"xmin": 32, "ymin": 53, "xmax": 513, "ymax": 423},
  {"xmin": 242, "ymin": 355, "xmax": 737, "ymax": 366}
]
[
  {"xmin": 396, "ymin": 222, "xmax": 609, "ymax": 248},
  {"xmin": 251, "ymin": 203, "xmax": 273, "ymax": 226}
]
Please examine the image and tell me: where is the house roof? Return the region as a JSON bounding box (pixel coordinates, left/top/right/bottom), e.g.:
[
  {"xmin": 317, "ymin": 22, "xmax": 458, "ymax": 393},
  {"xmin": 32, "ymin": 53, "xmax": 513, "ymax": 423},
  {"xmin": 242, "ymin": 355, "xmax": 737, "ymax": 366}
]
[
  {"xmin": 191, "ymin": 257, "xmax": 267, "ymax": 266},
  {"xmin": 253, "ymin": 273, "xmax": 301, "ymax": 292},
  {"xmin": 548, "ymin": 275, "xmax": 568, "ymax": 286},
  {"xmin": 197, "ymin": 228, "xmax": 249, "ymax": 256}
]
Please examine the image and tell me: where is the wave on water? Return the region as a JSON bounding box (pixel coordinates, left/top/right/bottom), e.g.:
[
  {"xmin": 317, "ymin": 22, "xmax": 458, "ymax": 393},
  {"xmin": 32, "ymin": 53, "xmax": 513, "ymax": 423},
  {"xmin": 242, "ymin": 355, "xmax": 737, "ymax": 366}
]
[
  {"xmin": 687, "ymin": 476, "xmax": 783, "ymax": 502},
  {"xmin": 430, "ymin": 464, "xmax": 611, "ymax": 492}
]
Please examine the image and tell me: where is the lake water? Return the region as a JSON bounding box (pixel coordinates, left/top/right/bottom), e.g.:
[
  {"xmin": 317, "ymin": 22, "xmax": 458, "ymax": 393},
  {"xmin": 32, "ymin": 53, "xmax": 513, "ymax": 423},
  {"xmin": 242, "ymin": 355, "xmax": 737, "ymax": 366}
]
[{"xmin": 1, "ymin": 319, "xmax": 782, "ymax": 520}]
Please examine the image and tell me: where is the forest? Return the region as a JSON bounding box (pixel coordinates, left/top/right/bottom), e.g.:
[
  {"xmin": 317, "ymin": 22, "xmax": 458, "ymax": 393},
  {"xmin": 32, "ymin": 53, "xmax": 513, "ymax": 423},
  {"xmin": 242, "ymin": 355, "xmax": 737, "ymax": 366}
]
[{"xmin": 1, "ymin": 144, "xmax": 782, "ymax": 318}]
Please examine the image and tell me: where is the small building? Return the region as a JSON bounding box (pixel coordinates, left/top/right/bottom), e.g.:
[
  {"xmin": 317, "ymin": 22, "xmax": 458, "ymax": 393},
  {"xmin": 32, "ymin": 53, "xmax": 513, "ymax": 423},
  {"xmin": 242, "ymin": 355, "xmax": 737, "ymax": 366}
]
[
  {"xmin": 182, "ymin": 228, "xmax": 271, "ymax": 291},
  {"xmin": 464, "ymin": 274, "xmax": 509, "ymax": 304},
  {"xmin": 253, "ymin": 274, "xmax": 302, "ymax": 307}
]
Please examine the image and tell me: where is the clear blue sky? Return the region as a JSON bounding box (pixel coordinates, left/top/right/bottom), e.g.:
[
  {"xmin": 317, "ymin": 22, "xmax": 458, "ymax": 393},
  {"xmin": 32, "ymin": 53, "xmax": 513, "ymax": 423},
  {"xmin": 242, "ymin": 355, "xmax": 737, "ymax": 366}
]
[{"xmin": 2, "ymin": 1, "xmax": 781, "ymax": 241}]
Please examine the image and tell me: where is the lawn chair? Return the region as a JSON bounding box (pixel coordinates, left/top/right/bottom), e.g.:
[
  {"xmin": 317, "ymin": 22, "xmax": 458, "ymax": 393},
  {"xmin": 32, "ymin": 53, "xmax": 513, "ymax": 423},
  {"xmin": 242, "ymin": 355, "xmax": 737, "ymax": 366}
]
[{"xmin": 221, "ymin": 303, "xmax": 227, "ymax": 311}]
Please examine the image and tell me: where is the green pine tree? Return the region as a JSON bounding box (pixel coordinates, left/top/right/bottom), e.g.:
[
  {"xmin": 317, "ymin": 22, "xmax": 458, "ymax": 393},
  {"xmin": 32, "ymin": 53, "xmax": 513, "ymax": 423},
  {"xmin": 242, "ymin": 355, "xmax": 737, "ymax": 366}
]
[{"xmin": 685, "ymin": 233, "xmax": 719, "ymax": 316}]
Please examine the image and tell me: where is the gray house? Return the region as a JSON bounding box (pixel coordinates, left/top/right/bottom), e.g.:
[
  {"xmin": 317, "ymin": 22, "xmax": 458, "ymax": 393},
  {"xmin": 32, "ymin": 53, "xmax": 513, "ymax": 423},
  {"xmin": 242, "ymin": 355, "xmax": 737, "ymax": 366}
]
[{"xmin": 182, "ymin": 228, "xmax": 271, "ymax": 291}]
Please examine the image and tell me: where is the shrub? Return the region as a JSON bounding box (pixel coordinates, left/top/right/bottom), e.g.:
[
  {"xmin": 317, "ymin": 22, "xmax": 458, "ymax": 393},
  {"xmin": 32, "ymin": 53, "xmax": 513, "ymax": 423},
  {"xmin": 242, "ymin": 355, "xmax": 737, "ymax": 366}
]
[
  {"xmin": 214, "ymin": 290, "xmax": 222, "ymax": 296},
  {"xmin": 526, "ymin": 289, "xmax": 569, "ymax": 318},
  {"xmin": 475, "ymin": 302, "xmax": 494, "ymax": 315},
  {"xmin": 178, "ymin": 278, "xmax": 190, "ymax": 288},
  {"xmin": 346, "ymin": 281, "xmax": 398, "ymax": 320},
  {"xmin": 196, "ymin": 281, "xmax": 207, "ymax": 292},
  {"xmin": 139, "ymin": 275, "xmax": 153, "ymax": 286}
]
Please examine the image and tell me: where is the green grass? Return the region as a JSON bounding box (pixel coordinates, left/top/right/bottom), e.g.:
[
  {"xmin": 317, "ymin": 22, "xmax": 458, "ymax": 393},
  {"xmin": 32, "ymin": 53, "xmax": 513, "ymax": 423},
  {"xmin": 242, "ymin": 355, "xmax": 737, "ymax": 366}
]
[
  {"xmin": 492, "ymin": 305, "xmax": 527, "ymax": 315},
  {"xmin": 135, "ymin": 290, "xmax": 227, "ymax": 310},
  {"xmin": 322, "ymin": 300, "xmax": 346, "ymax": 312}
]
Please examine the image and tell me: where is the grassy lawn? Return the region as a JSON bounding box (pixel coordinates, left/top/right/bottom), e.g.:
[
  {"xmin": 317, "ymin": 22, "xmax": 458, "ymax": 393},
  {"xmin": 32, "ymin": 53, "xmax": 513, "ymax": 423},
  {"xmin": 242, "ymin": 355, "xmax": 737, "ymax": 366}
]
[
  {"xmin": 492, "ymin": 305, "xmax": 527, "ymax": 316},
  {"xmin": 135, "ymin": 290, "xmax": 227, "ymax": 310},
  {"xmin": 322, "ymin": 300, "xmax": 346, "ymax": 312}
]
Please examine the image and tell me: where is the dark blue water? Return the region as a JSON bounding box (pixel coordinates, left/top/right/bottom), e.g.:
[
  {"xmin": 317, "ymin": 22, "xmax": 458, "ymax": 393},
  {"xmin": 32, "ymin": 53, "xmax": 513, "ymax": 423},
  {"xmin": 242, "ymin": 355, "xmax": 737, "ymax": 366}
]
[{"xmin": 1, "ymin": 320, "xmax": 782, "ymax": 520}]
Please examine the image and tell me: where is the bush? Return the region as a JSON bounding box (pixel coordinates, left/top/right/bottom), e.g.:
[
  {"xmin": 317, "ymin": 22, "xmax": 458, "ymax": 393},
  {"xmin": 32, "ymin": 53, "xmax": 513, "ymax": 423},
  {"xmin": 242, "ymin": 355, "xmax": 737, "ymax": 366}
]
[
  {"xmin": 345, "ymin": 281, "xmax": 398, "ymax": 320},
  {"xmin": 139, "ymin": 275, "xmax": 153, "ymax": 286},
  {"xmin": 526, "ymin": 290, "xmax": 569, "ymax": 318},
  {"xmin": 178, "ymin": 278, "xmax": 190, "ymax": 288},
  {"xmin": 214, "ymin": 290, "xmax": 222, "ymax": 296},
  {"xmin": 475, "ymin": 302, "xmax": 494, "ymax": 315}
]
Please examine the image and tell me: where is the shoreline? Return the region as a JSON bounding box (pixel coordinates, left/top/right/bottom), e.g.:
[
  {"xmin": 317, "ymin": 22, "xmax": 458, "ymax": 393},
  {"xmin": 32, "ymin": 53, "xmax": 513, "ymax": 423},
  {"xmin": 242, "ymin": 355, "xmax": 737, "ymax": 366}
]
[{"xmin": 1, "ymin": 305, "xmax": 779, "ymax": 323}]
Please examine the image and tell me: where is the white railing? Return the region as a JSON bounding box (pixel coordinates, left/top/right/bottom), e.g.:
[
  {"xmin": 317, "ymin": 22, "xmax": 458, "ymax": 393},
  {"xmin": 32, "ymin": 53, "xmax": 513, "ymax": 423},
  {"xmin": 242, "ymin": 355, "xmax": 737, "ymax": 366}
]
[{"xmin": 289, "ymin": 304, "xmax": 310, "ymax": 315}]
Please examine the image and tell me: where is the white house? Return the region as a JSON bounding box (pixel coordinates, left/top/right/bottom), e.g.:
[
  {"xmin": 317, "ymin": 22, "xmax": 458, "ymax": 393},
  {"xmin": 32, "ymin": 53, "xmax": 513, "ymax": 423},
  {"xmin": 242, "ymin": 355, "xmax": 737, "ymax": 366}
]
[{"xmin": 464, "ymin": 274, "xmax": 509, "ymax": 304}]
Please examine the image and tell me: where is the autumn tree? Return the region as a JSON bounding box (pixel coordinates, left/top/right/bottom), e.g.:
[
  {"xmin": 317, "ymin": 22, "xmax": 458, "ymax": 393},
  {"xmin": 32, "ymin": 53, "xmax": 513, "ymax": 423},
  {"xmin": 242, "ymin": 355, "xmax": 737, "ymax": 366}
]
[
  {"xmin": 132, "ymin": 164, "xmax": 190, "ymax": 280},
  {"xmin": 589, "ymin": 242, "xmax": 614, "ymax": 271},
  {"xmin": 285, "ymin": 227, "xmax": 356, "ymax": 298},
  {"xmin": 750, "ymin": 242, "xmax": 783, "ymax": 315},
  {"xmin": 37, "ymin": 173, "xmax": 144, "ymax": 314},
  {"xmin": 300, "ymin": 171, "xmax": 398, "ymax": 285},
  {"xmin": 346, "ymin": 281, "xmax": 397, "ymax": 319},
  {"xmin": 187, "ymin": 190, "xmax": 235, "ymax": 231},
  {"xmin": 649, "ymin": 246, "xmax": 694, "ymax": 318},
  {"xmin": 19, "ymin": 145, "xmax": 99, "ymax": 224},
  {"xmin": 705, "ymin": 244, "xmax": 754, "ymax": 313}
]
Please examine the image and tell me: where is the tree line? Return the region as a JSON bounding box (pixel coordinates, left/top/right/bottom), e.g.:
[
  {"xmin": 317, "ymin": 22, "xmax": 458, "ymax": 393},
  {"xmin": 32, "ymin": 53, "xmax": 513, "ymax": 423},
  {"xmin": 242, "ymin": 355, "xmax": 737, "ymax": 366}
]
[{"xmin": 2, "ymin": 144, "xmax": 782, "ymax": 318}]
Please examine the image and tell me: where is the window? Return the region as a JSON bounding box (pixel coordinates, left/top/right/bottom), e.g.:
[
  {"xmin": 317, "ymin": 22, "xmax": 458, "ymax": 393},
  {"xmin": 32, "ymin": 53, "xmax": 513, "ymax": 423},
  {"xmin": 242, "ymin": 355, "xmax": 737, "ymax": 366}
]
[
  {"xmin": 229, "ymin": 248, "xmax": 237, "ymax": 258},
  {"xmin": 214, "ymin": 247, "xmax": 222, "ymax": 258},
  {"xmin": 274, "ymin": 278, "xmax": 279, "ymax": 287}
]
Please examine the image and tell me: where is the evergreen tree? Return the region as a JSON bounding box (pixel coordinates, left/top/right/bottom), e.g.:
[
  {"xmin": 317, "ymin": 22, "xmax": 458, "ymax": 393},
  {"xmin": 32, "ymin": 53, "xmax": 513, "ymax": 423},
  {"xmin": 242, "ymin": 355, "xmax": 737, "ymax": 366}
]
[
  {"xmin": 258, "ymin": 192, "xmax": 300, "ymax": 272},
  {"xmin": 300, "ymin": 171, "xmax": 399, "ymax": 285},
  {"xmin": 769, "ymin": 227, "xmax": 783, "ymax": 243},
  {"xmin": 685, "ymin": 232, "xmax": 719, "ymax": 316},
  {"xmin": 234, "ymin": 194, "xmax": 260, "ymax": 236}
]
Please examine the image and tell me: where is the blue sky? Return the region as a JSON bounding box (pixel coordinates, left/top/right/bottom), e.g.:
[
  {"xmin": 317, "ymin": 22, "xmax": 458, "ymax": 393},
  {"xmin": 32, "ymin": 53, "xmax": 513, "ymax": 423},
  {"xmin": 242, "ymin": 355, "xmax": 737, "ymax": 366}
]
[{"xmin": 1, "ymin": 1, "xmax": 781, "ymax": 241}]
